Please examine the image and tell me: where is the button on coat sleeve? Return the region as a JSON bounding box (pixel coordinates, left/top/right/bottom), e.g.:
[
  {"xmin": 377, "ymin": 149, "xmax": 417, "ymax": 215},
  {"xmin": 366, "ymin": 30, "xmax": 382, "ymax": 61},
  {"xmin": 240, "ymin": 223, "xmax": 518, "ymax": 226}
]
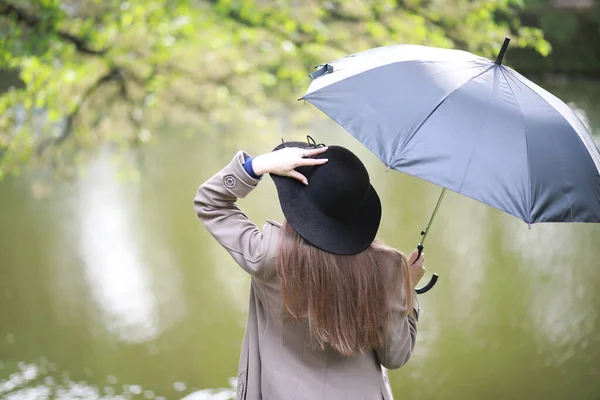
[{"xmin": 193, "ymin": 150, "xmax": 276, "ymax": 276}]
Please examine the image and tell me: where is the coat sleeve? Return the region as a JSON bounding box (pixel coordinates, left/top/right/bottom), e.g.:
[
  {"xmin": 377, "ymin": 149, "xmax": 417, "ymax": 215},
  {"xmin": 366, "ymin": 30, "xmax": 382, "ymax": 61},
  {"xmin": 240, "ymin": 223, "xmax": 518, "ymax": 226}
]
[
  {"xmin": 193, "ymin": 150, "xmax": 278, "ymax": 277},
  {"xmin": 374, "ymin": 272, "xmax": 420, "ymax": 370}
]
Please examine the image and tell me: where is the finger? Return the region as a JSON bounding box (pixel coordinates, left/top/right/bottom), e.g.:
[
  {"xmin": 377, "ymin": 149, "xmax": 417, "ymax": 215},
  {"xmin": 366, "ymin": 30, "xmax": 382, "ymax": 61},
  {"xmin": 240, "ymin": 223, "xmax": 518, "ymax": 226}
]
[
  {"xmin": 408, "ymin": 249, "xmax": 419, "ymax": 265},
  {"xmin": 288, "ymin": 147, "xmax": 309, "ymax": 156},
  {"xmin": 411, "ymin": 256, "xmax": 425, "ymax": 269},
  {"xmin": 288, "ymin": 170, "xmax": 308, "ymax": 185},
  {"xmin": 297, "ymin": 158, "xmax": 328, "ymax": 166},
  {"xmin": 303, "ymin": 146, "xmax": 329, "ymax": 157},
  {"xmin": 414, "ymin": 257, "xmax": 425, "ymax": 268}
]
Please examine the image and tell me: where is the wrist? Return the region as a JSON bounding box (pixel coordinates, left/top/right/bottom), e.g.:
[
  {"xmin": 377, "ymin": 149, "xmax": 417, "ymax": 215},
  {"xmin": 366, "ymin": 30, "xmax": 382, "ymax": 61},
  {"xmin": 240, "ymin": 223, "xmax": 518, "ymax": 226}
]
[
  {"xmin": 251, "ymin": 154, "xmax": 268, "ymax": 176},
  {"xmin": 242, "ymin": 156, "xmax": 261, "ymax": 180}
]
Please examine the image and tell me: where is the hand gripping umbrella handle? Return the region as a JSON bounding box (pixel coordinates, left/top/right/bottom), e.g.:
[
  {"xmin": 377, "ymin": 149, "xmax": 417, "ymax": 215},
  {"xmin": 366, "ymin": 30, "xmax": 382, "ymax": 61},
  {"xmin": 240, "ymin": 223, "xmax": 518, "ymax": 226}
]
[{"xmin": 414, "ymin": 246, "xmax": 439, "ymax": 295}]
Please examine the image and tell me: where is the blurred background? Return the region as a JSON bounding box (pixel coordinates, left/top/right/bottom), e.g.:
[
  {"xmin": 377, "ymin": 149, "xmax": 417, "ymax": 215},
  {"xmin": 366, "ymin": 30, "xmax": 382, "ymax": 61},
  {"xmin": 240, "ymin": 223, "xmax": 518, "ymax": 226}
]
[{"xmin": 0, "ymin": 0, "xmax": 599, "ymax": 399}]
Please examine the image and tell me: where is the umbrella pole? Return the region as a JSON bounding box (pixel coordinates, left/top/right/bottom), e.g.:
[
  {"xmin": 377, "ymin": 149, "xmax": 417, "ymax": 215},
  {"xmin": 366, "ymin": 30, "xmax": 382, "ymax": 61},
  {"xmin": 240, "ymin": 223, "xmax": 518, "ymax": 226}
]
[{"xmin": 414, "ymin": 188, "xmax": 446, "ymax": 294}]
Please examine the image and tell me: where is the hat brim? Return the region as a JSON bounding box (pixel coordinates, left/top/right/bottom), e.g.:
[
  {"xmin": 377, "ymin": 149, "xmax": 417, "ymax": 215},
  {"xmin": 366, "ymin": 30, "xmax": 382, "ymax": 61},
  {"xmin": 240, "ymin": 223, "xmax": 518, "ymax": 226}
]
[{"xmin": 270, "ymin": 142, "xmax": 381, "ymax": 255}]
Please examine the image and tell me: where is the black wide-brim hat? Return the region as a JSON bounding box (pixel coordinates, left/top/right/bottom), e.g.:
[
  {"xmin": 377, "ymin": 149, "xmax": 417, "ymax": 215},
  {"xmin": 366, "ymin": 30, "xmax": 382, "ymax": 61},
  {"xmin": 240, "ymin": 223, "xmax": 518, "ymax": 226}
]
[{"xmin": 270, "ymin": 139, "xmax": 381, "ymax": 255}]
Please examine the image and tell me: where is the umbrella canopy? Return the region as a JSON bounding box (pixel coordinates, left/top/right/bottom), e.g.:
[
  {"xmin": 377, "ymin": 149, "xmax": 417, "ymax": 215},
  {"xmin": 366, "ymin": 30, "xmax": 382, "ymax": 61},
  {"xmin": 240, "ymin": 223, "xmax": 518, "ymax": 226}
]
[{"xmin": 301, "ymin": 39, "xmax": 600, "ymax": 224}]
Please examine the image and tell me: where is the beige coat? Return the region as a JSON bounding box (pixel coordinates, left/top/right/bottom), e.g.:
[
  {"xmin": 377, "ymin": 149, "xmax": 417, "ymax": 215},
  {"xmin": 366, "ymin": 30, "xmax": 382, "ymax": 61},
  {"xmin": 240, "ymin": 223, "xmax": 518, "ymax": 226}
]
[{"xmin": 194, "ymin": 151, "xmax": 420, "ymax": 400}]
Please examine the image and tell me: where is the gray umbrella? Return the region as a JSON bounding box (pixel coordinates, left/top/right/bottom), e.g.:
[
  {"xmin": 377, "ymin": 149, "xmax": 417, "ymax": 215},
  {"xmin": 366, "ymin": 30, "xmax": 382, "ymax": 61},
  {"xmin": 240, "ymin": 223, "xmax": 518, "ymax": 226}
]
[{"xmin": 300, "ymin": 37, "xmax": 600, "ymax": 293}]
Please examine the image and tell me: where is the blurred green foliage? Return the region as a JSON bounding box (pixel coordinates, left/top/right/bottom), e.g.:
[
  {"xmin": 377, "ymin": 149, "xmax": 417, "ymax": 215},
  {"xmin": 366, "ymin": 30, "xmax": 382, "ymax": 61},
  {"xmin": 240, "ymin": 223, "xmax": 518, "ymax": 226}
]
[
  {"xmin": 511, "ymin": 0, "xmax": 600, "ymax": 76},
  {"xmin": 0, "ymin": 0, "xmax": 549, "ymax": 178}
]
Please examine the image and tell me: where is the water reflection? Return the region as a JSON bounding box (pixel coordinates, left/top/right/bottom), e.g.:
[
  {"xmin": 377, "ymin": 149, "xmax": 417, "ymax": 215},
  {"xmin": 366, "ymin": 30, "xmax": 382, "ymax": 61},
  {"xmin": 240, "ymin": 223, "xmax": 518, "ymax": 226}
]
[
  {"xmin": 0, "ymin": 360, "xmax": 238, "ymax": 400},
  {"xmin": 209, "ymin": 244, "xmax": 251, "ymax": 316},
  {"xmin": 180, "ymin": 380, "xmax": 237, "ymax": 400},
  {"xmin": 75, "ymin": 158, "xmax": 159, "ymax": 343},
  {"xmin": 507, "ymin": 221, "xmax": 598, "ymax": 361}
]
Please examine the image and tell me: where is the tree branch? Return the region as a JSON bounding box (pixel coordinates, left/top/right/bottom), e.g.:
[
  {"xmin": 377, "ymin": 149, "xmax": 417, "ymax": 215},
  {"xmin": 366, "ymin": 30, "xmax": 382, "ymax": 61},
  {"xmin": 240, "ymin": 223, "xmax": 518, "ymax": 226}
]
[
  {"xmin": 0, "ymin": 0, "xmax": 109, "ymax": 56},
  {"xmin": 36, "ymin": 68, "xmax": 121, "ymax": 155}
]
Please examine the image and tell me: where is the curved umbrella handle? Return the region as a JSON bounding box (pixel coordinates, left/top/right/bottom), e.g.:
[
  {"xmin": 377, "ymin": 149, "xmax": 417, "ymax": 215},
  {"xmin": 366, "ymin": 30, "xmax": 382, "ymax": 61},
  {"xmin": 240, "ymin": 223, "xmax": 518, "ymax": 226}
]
[
  {"xmin": 416, "ymin": 273, "xmax": 439, "ymax": 294},
  {"xmin": 414, "ymin": 244, "xmax": 439, "ymax": 294}
]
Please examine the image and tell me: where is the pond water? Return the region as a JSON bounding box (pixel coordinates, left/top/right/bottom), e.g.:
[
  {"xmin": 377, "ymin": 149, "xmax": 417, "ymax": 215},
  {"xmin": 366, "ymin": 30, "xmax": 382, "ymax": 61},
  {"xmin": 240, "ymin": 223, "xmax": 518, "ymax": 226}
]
[{"xmin": 1, "ymin": 79, "xmax": 599, "ymax": 399}]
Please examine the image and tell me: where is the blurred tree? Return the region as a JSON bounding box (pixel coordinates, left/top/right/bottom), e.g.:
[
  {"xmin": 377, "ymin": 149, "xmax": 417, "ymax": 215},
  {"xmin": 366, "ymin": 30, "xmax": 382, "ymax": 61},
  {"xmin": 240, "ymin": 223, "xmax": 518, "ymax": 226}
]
[
  {"xmin": 510, "ymin": 0, "xmax": 600, "ymax": 76},
  {"xmin": 0, "ymin": 0, "xmax": 549, "ymax": 178}
]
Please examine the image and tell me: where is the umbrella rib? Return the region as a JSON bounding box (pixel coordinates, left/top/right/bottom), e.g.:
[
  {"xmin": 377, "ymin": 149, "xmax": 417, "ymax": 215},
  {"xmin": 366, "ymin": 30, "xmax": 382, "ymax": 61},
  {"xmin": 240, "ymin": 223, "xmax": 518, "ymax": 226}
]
[
  {"xmin": 504, "ymin": 69, "xmax": 576, "ymax": 222},
  {"xmin": 457, "ymin": 68, "xmax": 497, "ymax": 194},
  {"xmin": 389, "ymin": 64, "xmax": 495, "ymax": 167},
  {"xmin": 506, "ymin": 68, "xmax": 600, "ymax": 176},
  {"xmin": 500, "ymin": 68, "xmax": 533, "ymax": 225}
]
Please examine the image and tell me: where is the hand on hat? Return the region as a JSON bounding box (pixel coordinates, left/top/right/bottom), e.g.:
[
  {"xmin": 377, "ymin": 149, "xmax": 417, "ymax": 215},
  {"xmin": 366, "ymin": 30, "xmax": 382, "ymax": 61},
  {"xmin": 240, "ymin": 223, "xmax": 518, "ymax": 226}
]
[
  {"xmin": 252, "ymin": 146, "xmax": 329, "ymax": 185},
  {"xmin": 407, "ymin": 249, "xmax": 426, "ymax": 290}
]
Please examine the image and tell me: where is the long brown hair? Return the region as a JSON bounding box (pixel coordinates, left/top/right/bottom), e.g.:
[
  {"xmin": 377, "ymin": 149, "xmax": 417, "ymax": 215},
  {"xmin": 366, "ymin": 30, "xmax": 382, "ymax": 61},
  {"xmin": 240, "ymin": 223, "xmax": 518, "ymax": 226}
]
[{"xmin": 276, "ymin": 221, "xmax": 413, "ymax": 357}]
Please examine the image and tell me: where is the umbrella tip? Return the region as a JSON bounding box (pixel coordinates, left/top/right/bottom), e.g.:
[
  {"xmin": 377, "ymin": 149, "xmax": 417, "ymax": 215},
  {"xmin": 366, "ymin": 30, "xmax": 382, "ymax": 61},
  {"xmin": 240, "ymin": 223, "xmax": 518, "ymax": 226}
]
[{"xmin": 495, "ymin": 36, "xmax": 511, "ymax": 65}]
